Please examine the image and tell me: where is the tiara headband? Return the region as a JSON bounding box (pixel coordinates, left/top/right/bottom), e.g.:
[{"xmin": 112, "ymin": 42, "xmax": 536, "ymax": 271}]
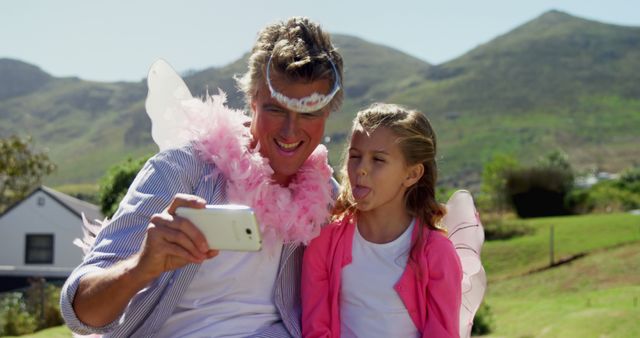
[{"xmin": 266, "ymin": 54, "xmax": 341, "ymax": 113}]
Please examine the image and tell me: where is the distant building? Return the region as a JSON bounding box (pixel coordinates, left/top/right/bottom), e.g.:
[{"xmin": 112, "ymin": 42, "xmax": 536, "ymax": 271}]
[
  {"xmin": 0, "ymin": 186, "xmax": 102, "ymax": 291},
  {"xmin": 575, "ymin": 171, "xmax": 620, "ymax": 188}
]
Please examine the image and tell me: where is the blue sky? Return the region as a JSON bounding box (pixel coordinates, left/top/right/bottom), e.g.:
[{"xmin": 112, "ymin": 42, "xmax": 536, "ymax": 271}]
[{"xmin": 1, "ymin": 0, "xmax": 638, "ymax": 82}]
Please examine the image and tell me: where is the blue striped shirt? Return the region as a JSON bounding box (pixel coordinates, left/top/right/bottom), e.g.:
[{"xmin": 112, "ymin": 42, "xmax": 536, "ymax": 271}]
[{"xmin": 60, "ymin": 145, "xmax": 303, "ymax": 337}]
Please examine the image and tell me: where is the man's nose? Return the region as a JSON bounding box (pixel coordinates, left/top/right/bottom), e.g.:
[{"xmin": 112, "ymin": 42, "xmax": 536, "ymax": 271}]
[{"xmin": 281, "ymin": 112, "xmax": 299, "ymax": 137}]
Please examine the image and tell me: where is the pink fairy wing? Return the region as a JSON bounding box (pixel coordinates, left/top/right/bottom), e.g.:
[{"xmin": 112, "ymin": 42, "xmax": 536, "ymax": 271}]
[{"xmin": 442, "ymin": 190, "xmax": 487, "ymax": 338}]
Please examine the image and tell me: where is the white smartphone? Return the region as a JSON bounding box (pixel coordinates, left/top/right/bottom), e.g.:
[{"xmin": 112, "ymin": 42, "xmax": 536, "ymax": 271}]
[{"xmin": 176, "ymin": 204, "xmax": 262, "ymax": 251}]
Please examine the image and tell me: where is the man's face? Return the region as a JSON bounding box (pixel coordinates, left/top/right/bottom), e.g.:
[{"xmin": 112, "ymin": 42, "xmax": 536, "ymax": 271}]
[{"xmin": 250, "ymin": 75, "xmax": 331, "ymax": 185}]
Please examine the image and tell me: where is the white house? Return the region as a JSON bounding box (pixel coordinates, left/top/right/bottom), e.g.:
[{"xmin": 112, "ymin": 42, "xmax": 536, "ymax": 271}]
[{"xmin": 0, "ymin": 186, "xmax": 102, "ymax": 280}]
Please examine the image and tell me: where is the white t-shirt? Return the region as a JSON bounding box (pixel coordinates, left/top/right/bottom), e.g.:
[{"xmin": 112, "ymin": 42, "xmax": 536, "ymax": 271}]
[
  {"xmin": 340, "ymin": 220, "xmax": 419, "ymax": 338},
  {"xmin": 155, "ymin": 243, "xmax": 283, "ymax": 338}
]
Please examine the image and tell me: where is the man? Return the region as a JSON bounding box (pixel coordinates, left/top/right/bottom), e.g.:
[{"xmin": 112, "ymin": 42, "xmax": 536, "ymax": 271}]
[{"xmin": 60, "ymin": 17, "xmax": 344, "ymax": 337}]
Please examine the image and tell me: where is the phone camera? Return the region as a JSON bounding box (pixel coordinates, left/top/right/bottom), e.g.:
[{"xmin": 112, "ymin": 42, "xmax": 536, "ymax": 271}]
[{"xmin": 245, "ymin": 228, "xmax": 252, "ymax": 235}]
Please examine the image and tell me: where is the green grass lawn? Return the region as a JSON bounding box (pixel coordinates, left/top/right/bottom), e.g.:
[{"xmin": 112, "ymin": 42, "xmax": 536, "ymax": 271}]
[
  {"xmin": 482, "ymin": 212, "xmax": 640, "ymax": 281},
  {"xmin": 3, "ymin": 325, "xmax": 71, "ymax": 338},
  {"xmin": 481, "ymin": 212, "xmax": 640, "ymax": 337}
]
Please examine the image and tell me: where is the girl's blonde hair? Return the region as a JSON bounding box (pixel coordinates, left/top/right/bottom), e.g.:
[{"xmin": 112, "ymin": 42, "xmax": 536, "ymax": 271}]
[{"xmin": 334, "ymin": 103, "xmax": 446, "ymax": 232}]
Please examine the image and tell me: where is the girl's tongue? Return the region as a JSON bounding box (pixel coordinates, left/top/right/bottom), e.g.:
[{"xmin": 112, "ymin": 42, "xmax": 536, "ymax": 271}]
[{"xmin": 352, "ymin": 186, "xmax": 371, "ymax": 200}]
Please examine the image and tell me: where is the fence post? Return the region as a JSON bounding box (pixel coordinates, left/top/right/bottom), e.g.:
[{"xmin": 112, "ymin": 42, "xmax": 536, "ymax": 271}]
[
  {"xmin": 549, "ymin": 225, "xmax": 554, "ymax": 266},
  {"xmin": 40, "ymin": 277, "xmax": 46, "ymax": 328}
]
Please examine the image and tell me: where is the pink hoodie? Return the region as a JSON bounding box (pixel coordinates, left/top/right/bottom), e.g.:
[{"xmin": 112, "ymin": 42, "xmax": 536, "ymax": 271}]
[{"xmin": 302, "ymin": 213, "xmax": 462, "ymax": 338}]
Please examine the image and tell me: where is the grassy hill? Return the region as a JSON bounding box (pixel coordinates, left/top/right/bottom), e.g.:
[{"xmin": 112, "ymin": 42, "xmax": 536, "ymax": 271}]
[
  {"xmin": 486, "ymin": 244, "xmax": 640, "ymax": 337},
  {"xmin": 0, "ymin": 65, "xmax": 154, "ymax": 184},
  {"xmin": 481, "ymin": 212, "xmax": 640, "ymax": 337},
  {"xmin": 1, "ymin": 10, "xmax": 639, "ymax": 191}
]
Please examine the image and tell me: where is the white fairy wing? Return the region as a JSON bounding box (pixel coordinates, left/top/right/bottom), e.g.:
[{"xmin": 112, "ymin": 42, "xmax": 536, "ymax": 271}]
[
  {"xmin": 442, "ymin": 190, "xmax": 487, "ymax": 338},
  {"xmin": 72, "ymin": 61, "xmax": 205, "ymax": 259},
  {"xmin": 145, "ymin": 59, "xmax": 195, "ymax": 151},
  {"xmin": 73, "ymin": 213, "xmax": 107, "ymax": 257}
]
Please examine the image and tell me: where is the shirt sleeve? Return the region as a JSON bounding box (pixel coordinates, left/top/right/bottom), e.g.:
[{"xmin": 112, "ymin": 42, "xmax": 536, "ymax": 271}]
[
  {"xmin": 423, "ymin": 234, "xmax": 463, "ymax": 338},
  {"xmin": 301, "ymin": 230, "xmax": 333, "ymax": 338},
  {"xmin": 60, "ymin": 146, "xmax": 206, "ymax": 335}
]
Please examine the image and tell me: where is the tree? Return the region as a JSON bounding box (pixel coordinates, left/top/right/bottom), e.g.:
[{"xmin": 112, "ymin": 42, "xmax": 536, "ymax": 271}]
[
  {"xmin": 99, "ymin": 155, "xmax": 150, "ymax": 218},
  {"xmin": 479, "ymin": 154, "xmax": 520, "ymax": 212},
  {"xmin": 0, "ymin": 135, "xmax": 56, "ymax": 212},
  {"xmin": 537, "ymin": 149, "xmax": 573, "ymax": 180}
]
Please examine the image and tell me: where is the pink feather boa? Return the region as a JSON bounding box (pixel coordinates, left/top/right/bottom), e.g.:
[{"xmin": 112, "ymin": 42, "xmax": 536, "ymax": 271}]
[{"xmin": 179, "ymin": 92, "xmax": 334, "ymax": 246}]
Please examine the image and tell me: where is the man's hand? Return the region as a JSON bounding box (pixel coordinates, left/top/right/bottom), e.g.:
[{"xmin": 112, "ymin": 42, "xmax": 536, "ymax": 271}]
[
  {"xmin": 137, "ymin": 194, "xmax": 219, "ymax": 279},
  {"xmin": 73, "ymin": 193, "xmax": 218, "ymax": 327}
]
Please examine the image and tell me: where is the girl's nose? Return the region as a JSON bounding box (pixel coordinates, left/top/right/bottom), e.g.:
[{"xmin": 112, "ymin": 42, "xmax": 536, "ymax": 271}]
[{"xmin": 357, "ymin": 166, "xmax": 367, "ymax": 176}]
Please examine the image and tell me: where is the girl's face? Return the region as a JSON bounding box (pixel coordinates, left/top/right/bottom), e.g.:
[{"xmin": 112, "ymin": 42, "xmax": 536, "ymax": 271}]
[{"xmin": 347, "ymin": 126, "xmax": 421, "ymax": 213}]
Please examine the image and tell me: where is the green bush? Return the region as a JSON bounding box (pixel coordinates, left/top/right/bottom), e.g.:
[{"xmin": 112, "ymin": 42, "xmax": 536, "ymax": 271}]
[
  {"xmin": 481, "ymin": 213, "xmax": 534, "ymax": 240},
  {"xmin": 471, "ymin": 302, "xmax": 494, "ymax": 335},
  {"xmin": 25, "ymin": 278, "xmax": 64, "ymax": 330},
  {"xmin": 506, "ymin": 166, "xmax": 573, "ymax": 217},
  {"xmin": 0, "ymin": 280, "xmax": 64, "ymax": 336},
  {"xmin": 615, "ymin": 166, "xmax": 640, "ymax": 194},
  {"xmin": 567, "ymin": 182, "xmax": 640, "ymax": 213},
  {"xmin": 99, "ymin": 155, "xmax": 150, "ymax": 217},
  {"xmin": 0, "ymin": 292, "xmax": 38, "ymax": 336},
  {"xmin": 568, "ymin": 166, "xmax": 640, "ymax": 214}
]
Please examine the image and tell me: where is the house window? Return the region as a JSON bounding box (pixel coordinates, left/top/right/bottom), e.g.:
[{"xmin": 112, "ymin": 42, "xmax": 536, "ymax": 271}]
[
  {"xmin": 37, "ymin": 197, "xmax": 45, "ymax": 206},
  {"xmin": 25, "ymin": 234, "xmax": 54, "ymax": 264}
]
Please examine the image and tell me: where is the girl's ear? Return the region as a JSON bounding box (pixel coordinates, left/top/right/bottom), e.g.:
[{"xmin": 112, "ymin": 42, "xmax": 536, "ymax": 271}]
[{"xmin": 404, "ymin": 163, "xmax": 424, "ymax": 187}]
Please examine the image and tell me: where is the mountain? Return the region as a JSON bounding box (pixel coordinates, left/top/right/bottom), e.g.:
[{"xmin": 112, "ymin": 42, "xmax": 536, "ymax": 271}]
[
  {"xmin": 0, "ymin": 34, "xmax": 430, "ymax": 186},
  {"xmin": 1, "ymin": 10, "xmax": 639, "ymax": 190},
  {"xmin": 0, "ymin": 62, "xmax": 151, "ymax": 184},
  {"xmin": 385, "ymin": 10, "xmax": 640, "ymax": 186},
  {"xmin": 399, "ymin": 10, "xmax": 640, "ymax": 112},
  {"xmin": 0, "ymin": 59, "xmax": 53, "ymax": 101}
]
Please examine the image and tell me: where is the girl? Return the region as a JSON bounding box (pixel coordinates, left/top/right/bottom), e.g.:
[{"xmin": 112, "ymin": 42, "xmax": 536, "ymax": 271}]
[{"xmin": 302, "ymin": 103, "xmax": 462, "ymax": 338}]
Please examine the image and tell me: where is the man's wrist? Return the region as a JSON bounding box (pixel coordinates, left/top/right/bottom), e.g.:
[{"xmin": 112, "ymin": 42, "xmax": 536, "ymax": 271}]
[{"xmin": 124, "ymin": 254, "xmax": 161, "ymax": 288}]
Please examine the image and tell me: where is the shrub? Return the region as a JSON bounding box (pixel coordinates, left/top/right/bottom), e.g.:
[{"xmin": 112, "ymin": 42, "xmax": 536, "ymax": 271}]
[
  {"xmin": 99, "ymin": 155, "xmax": 150, "ymax": 217},
  {"xmin": 0, "ymin": 280, "xmax": 64, "ymax": 336},
  {"xmin": 567, "ymin": 182, "xmax": 640, "ymax": 213},
  {"xmin": 615, "ymin": 167, "xmax": 640, "ymax": 194},
  {"xmin": 481, "ymin": 213, "xmax": 534, "ymax": 240},
  {"xmin": 0, "ymin": 292, "xmax": 38, "ymax": 336},
  {"xmin": 25, "ymin": 278, "xmax": 64, "ymax": 330},
  {"xmin": 480, "ymin": 154, "xmax": 520, "ymax": 212},
  {"xmin": 505, "ymin": 164, "xmax": 574, "ymax": 218},
  {"xmin": 471, "ymin": 302, "xmax": 495, "ymax": 335}
]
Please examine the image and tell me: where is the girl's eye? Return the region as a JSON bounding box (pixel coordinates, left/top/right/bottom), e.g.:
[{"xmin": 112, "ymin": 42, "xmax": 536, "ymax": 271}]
[{"xmin": 374, "ymin": 157, "xmax": 385, "ymax": 162}]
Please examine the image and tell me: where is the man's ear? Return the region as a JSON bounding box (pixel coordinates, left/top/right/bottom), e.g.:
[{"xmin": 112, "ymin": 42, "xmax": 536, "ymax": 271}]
[
  {"xmin": 248, "ymin": 98, "xmax": 258, "ymax": 131},
  {"xmin": 250, "ymin": 98, "xmax": 257, "ymax": 116},
  {"xmin": 404, "ymin": 163, "xmax": 424, "ymax": 188}
]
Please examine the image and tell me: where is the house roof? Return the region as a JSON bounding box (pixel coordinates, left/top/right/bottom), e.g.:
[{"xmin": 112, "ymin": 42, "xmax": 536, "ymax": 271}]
[
  {"xmin": 1, "ymin": 186, "xmax": 103, "ymax": 222},
  {"xmin": 41, "ymin": 186, "xmax": 104, "ymax": 221}
]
